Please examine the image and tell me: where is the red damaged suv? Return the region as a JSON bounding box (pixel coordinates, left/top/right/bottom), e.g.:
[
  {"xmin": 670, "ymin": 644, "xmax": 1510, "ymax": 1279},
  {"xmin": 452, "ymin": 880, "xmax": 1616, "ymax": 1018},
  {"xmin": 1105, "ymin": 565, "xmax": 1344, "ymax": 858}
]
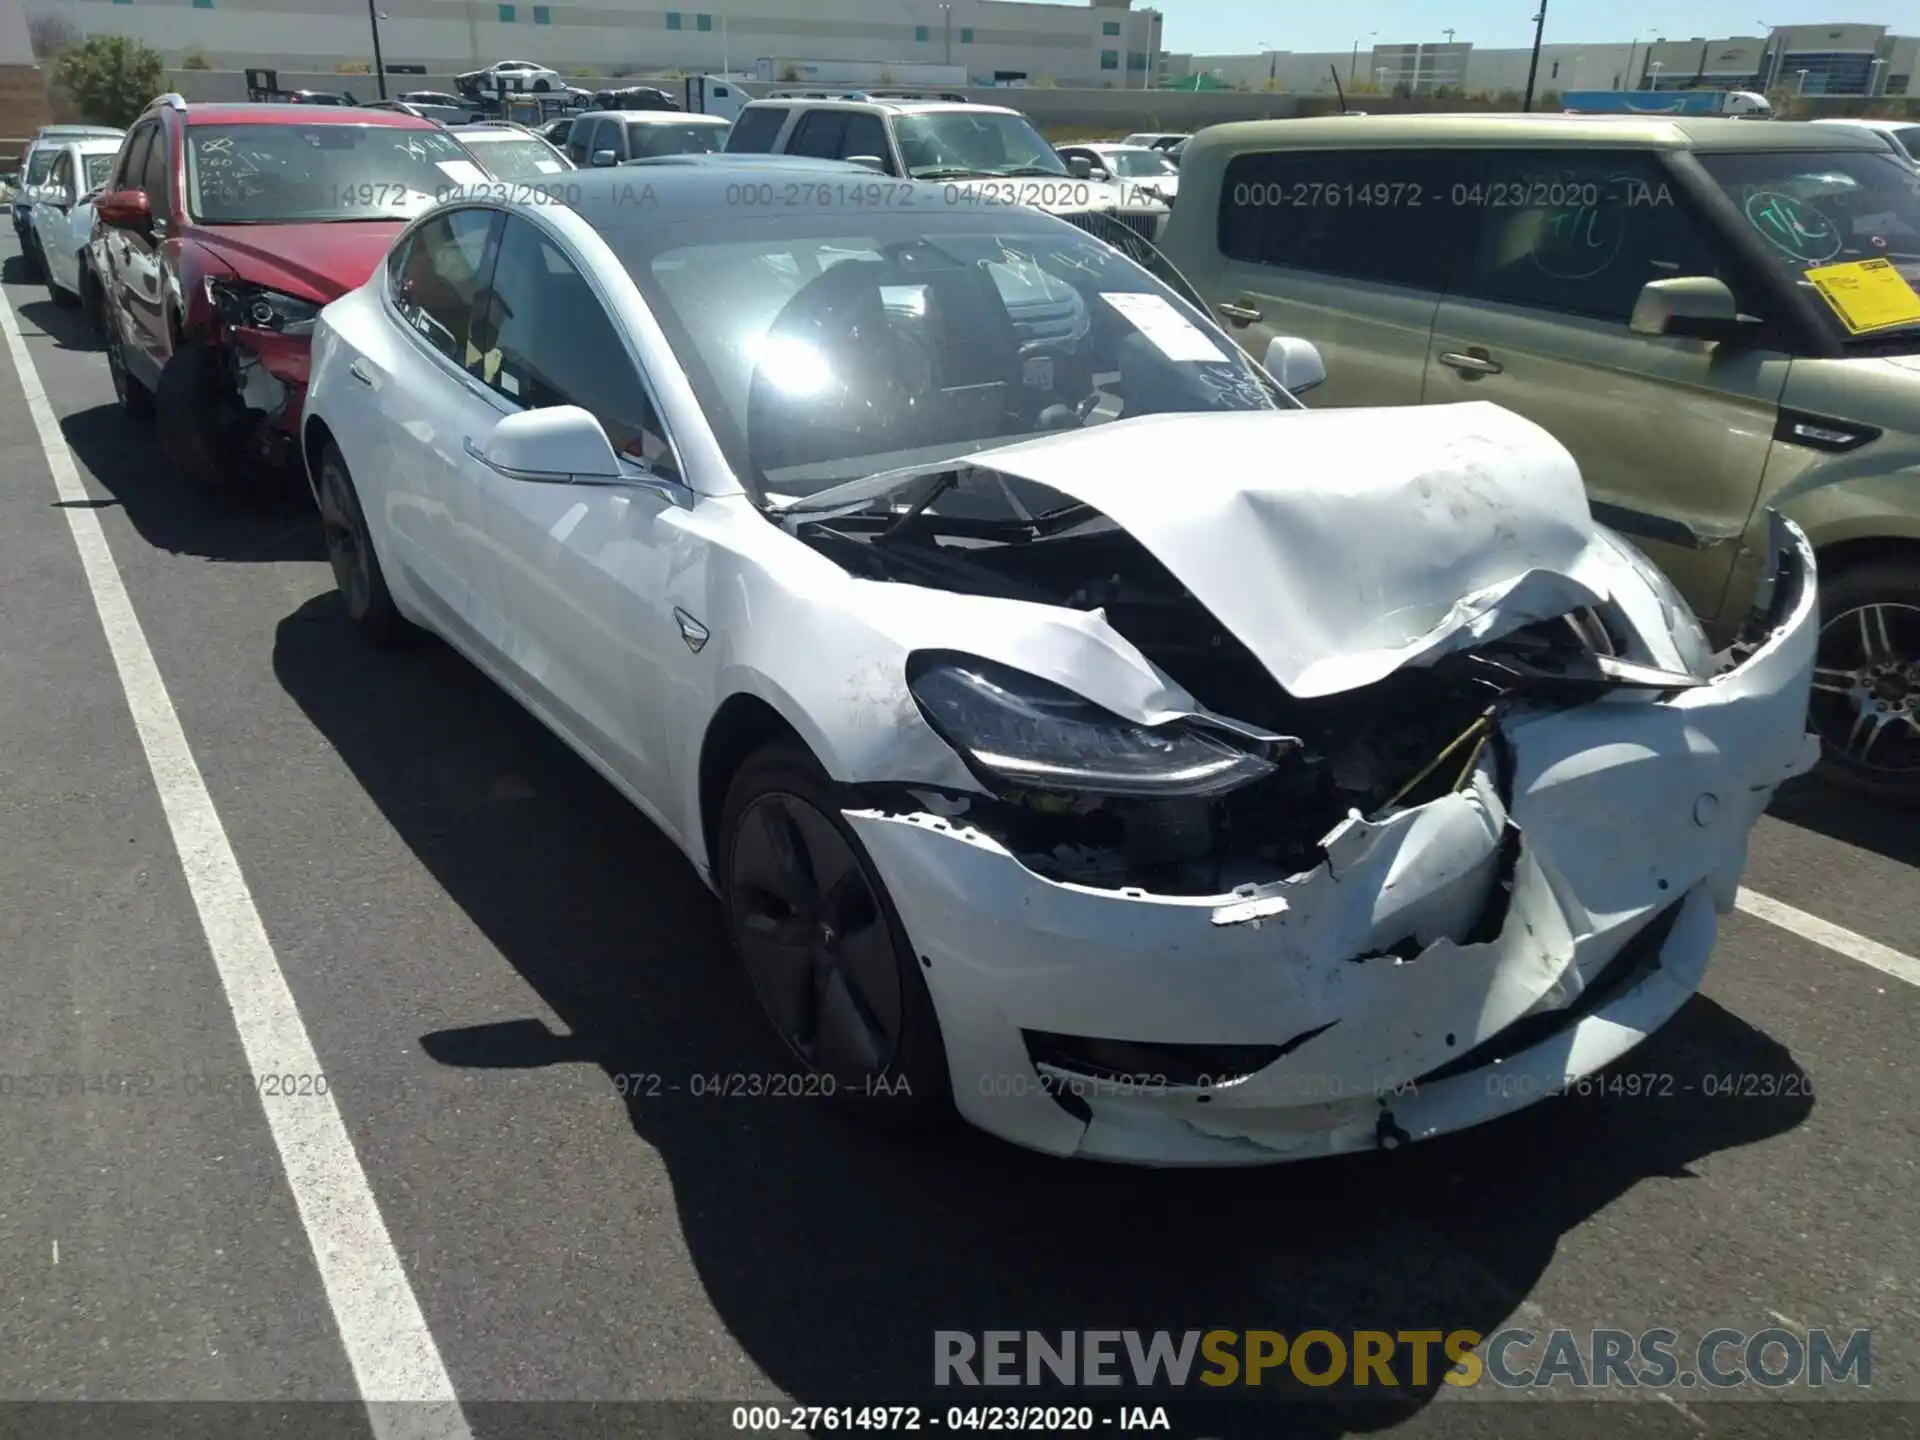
[{"xmin": 94, "ymin": 95, "xmax": 487, "ymax": 496}]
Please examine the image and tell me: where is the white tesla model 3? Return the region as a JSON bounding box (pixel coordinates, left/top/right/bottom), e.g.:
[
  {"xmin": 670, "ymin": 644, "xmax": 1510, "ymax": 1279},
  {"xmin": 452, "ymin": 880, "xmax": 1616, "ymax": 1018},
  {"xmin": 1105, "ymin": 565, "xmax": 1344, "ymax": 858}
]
[{"xmin": 301, "ymin": 165, "xmax": 1819, "ymax": 1165}]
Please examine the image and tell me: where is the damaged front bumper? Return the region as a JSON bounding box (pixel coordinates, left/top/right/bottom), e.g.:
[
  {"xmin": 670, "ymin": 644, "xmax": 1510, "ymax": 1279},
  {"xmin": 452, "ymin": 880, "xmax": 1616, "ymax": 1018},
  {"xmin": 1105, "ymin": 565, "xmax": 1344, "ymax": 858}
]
[{"xmin": 844, "ymin": 522, "xmax": 1820, "ymax": 1165}]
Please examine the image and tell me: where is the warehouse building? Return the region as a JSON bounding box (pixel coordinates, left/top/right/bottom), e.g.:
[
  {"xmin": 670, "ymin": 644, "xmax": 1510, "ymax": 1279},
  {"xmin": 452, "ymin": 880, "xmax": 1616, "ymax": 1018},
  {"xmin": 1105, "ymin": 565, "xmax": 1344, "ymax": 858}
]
[
  {"xmin": 41, "ymin": 0, "xmax": 1163, "ymax": 88},
  {"xmin": 1163, "ymin": 21, "xmax": 1916, "ymax": 99}
]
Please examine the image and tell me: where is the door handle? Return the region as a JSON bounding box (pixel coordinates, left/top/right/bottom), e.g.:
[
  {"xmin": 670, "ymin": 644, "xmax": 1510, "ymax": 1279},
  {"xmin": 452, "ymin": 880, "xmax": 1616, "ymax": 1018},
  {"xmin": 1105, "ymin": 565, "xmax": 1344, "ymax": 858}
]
[
  {"xmin": 349, "ymin": 359, "xmax": 376, "ymax": 386},
  {"xmin": 1439, "ymin": 349, "xmax": 1504, "ymax": 377},
  {"xmin": 1217, "ymin": 301, "xmax": 1263, "ymax": 326}
]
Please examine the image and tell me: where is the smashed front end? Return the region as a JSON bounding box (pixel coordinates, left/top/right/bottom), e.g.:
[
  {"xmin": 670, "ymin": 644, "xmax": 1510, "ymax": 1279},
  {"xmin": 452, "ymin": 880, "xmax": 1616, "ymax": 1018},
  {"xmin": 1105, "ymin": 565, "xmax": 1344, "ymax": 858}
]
[
  {"xmin": 171, "ymin": 277, "xmax": 324, "ymax": 478},
  {"xmin": 782, "ymin": 404, "xmax": 1819, "ymax": 1164}
]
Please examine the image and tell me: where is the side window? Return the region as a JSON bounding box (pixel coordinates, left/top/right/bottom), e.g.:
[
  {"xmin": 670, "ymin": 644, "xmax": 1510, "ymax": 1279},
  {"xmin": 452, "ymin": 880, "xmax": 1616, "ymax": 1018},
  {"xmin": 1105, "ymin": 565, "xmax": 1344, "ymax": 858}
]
[
  {"xmin": 725, "ymin": 106, "xmax": 787, "ymax": 153},
  {"xmin": 1217, "ymin": 150, "xmax": 1470, "ymax": 291},
  {"xmin": 1451, "ymin": 152, "xmax": 1729, "ymax": 324},
  {"xmin": 114, "ymin": 125, "xmax": 154, "ymax": 194},
  {"xmin": 840, "ymin": 113, "xmax": 895, "ymax": 172},
  {"xmin": 393, "ymin": 208, "xmax": 500, "ymax": 365},
  {"xmin": 591, "ymin": 118, "xmax": 624, "ymax": 161},
  {"xmin": 548, "ymin": 119, "xmax": 571, "ymax": 147},
  {"xmin": 566, "ymin": 120, "xmax": 593, "ymax": 165},
  {"xmin": 49, "ymin": 151, "xmax": 74, "ymax": 194},
  {"xmin": 138, "ymin": 124, "xmax": 171, "ymax": 210},
  {"xmin": 471, "ymin": 217, "xmax": 674, "ymax": 472},
  {"xmin": 787, "ymin": 111, "xmax": 845, "ymax": 160}
]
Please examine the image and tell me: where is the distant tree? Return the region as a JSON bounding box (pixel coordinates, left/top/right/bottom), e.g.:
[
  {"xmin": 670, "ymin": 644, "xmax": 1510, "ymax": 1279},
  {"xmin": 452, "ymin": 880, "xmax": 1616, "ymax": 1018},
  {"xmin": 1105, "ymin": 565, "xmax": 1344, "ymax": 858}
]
[
  {"xmin": 1539, "ymin": 88, "xmax": 1562, "ymax": 109},
  {"xmin": 181, "ymin": 51, "xmax": 212, "ymax": 71},
  {"xmin": 27, "ymin": 10, "xmax": 82, "ymax": 59},
  {"xmin": 55, "ymin": 35, "xmax": 165, "ymax": 128},
  {"xmin": 1494, "ymin": 87, "xmax": 1524, "ymax": 109},
  {"xmin": 336, "ymin": 61, "xmax": 372, "ymax": 74}
]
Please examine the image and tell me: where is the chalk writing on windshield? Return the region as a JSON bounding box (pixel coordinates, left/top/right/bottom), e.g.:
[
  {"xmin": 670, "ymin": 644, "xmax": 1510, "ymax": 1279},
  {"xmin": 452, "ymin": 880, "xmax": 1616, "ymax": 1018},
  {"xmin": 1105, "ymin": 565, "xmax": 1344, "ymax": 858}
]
[{"xmin": 1743, "ymin": 190, "xmax": 1844, "ymax": 265}]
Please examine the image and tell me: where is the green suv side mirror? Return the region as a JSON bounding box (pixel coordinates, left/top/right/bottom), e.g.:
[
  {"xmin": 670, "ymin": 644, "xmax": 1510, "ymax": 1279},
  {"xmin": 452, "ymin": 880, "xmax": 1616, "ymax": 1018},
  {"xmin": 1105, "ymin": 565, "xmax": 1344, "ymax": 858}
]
[{"xmin": 1630, "ymin": 276, "xmax": 1764, "ymax": 345}]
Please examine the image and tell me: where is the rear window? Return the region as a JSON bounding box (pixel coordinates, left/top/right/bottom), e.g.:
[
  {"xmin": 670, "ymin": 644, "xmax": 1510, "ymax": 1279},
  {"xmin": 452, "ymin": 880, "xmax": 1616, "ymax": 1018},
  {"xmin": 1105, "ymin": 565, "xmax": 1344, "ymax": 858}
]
[
  {"xmin": 82, "ymin": 153, "xmax": 117, "ymax": 192},
  {"xmin": 25, "ymin": 149, "xmax": 58, "ymax": 185},
  {"xmin": 726, "ymin": 107, "xmax": 788, "ymax": 154},
  {"xmin": 629, "ymin": 122, "xmax": 727, "ymax": 158}
]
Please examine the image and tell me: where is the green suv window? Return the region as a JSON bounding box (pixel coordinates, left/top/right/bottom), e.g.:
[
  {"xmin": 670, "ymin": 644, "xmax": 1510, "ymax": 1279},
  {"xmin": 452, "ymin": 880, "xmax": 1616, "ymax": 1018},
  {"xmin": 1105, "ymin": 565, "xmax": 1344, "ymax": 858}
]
[{"xmin": 1449, "ymin": 151, "xmax": 1729, "ymax": 324}]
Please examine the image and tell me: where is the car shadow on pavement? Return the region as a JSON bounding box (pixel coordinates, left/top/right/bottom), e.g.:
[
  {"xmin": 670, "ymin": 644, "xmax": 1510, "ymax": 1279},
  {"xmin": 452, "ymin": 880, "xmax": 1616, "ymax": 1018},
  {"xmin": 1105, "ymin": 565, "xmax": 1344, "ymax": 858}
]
[
  {"xmin": 273, "ymin": 594, "xmax": 1816, "ymax": 1440},
  {"xmin": 2, "ymin": 252, "xmax": 36, "ymax": 285},
  {"xmin": 52, "ymin": 402, "xmax": 325, "ymax": 564},
  {"xmin": 15, "ymin": 294, "xmax": 99, "ymax": 352},
  {"xmin": 1766, "ymin": 775, "xmax": 1920, "ymax": 869}
]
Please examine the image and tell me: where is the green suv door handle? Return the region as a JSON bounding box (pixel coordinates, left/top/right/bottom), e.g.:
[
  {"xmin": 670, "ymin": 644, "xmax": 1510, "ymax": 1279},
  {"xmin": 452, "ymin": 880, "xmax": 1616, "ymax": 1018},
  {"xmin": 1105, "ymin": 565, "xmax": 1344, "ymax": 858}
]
[
  {"xmin": 1440, "ymin": 349, "xmax": 1504, "ymax": 377},
  {"xmin": 1217, "ymin": 301, "xmax": 1263, "ymax": 326}
]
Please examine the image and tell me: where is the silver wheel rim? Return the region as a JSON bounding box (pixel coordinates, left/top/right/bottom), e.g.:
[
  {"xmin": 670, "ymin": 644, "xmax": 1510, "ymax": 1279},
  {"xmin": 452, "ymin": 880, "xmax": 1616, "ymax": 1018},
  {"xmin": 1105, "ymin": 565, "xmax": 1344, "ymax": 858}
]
[{"xmin": 1810, "ymin": 601, "xmax": 1920, "ymax": 775}]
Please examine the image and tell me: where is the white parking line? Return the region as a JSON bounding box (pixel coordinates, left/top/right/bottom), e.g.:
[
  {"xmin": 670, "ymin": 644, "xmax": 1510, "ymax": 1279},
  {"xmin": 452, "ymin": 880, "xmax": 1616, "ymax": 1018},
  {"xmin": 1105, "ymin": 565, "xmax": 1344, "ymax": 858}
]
[
  {"xmin": 1736, "ymin": 888, "xmax": 1920, "ymax": 990},
  {"xmin": 0, "ymin": 293, "xmax": 471, "ymax": 1439}
]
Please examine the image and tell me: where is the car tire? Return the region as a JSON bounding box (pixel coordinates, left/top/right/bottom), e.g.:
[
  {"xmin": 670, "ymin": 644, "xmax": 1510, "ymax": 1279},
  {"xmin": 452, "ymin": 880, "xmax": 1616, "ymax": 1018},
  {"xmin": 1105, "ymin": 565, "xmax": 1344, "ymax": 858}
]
[
  {"xmin": 718, "ymin": 741, "xmax": 952, "ymax": 1126},
  {"xmin": 1809, "ymin": 556, "xmax": 1920, "ymax": 809},
  {"xmin": 79, "ymin": 264, "xmax": 105, "ymax": 338},
  {"xmin": 316, "ymin": 442, "xmax": 411, "ymax": 647},
  {"xmin": 156, "ymin": 341, "xmax": 244, "ymax": 498},
  {"xmin": 103, "ymin": 309, "xmax": 156, "ymax": 423},
  {"xmin": 532, "ymin": 77, "xmax": 552, "ymax": 93}
]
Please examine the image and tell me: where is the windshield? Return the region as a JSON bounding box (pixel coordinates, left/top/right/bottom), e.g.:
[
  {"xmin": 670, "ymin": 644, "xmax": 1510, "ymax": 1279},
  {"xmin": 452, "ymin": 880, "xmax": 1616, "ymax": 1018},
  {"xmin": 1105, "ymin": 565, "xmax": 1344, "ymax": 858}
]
[
  {"xmin": 25, "ymin": 149, "xmax": 57, "ymax": 185},
  {"xmin": 81, "ymin": 153, "xmax": 116, "ymax": 192},
  {"xmin": 1103, "ymin": 148, "xmax": 1177, "ymax": 178},
  {"xmin": 611, "ymin": 210, "xmax": 1278, "ymax": 499},
  {"xmin": 184, "ymin": 124, "xmax": 477, "ymax": 223},
  {"xmin": 1697, "ymin": 149, "xmax": 1920, "ymax": 344},
  {"xmin": 893, "ymin": 112, "xmax": 1068, "ymax": 178},
  {"xmin": 628, "ymin": 122, "xmax": 727, "ymax": 158},
  {"xmin": 466, "ymin": 134, "xmax": 569, "ymax": 180},
  {"xmin": 1891, "ymin": 126, "xmax": 1920, "ymax": 163}
]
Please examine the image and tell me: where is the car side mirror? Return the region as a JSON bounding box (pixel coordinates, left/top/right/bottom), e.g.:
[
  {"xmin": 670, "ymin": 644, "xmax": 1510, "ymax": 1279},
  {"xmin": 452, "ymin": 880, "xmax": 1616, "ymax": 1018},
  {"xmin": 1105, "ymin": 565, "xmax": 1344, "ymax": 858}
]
[
  {"xmin": 1629, "ymin": 276, "xmax": 1763, "ymax": 344},
  {"xmin": 1264, "ymin": 335, "xmax": 1326, "ymax": 395},
  {"xmin": 845, "ymin": 154, "xmax": 887, "ymax": 173},
  {"xmin": 96, "ymin": 188, "xmax": 153, "ymax": 234},
  {"xmin": 1064, "ymin": 155, "xmax": 1093, "ymax": 179},
  {"xmin": 590, "ymin": 149, "xmax": 618, "ymax": 167},
  {"xmin": 470, "ymin": 405, "xmax": 623, "ymax": 484}
]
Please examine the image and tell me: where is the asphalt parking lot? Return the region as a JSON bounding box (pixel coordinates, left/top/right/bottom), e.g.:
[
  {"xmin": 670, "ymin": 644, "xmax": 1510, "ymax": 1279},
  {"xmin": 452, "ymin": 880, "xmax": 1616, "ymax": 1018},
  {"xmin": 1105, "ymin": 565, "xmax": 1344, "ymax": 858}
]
[{"xmin": 0, "ymin": 233, "xmax": 1917, "ymax": 1440}]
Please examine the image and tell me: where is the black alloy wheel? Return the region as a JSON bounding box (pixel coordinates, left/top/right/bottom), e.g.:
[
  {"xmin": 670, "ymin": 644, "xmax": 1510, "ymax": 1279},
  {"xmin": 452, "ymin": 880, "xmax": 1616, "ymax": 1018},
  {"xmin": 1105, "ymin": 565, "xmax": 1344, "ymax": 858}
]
[
  {"xmin": 103, "ymin": 309, "xmax": 155, "ymax": 422},
  {"xmin": 1810, "ymin": 559, "xmax": 1920, "ymax": 808},
  {"xmin": 720, "ymin": 743, "xmax": 948, "ymax": 1119}
]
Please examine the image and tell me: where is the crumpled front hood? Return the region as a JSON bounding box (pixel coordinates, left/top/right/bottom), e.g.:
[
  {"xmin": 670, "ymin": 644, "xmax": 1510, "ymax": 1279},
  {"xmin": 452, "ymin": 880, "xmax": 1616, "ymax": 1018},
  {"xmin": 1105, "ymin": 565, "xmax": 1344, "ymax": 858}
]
[{"xmin": 939, "ymin": 402, "xmax": 1617, "ymax": 699}]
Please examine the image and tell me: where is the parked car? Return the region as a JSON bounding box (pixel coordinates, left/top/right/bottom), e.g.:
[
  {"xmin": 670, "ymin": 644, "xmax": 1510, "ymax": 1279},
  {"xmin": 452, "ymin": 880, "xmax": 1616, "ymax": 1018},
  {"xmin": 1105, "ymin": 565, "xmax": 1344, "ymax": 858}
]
[
  {"xmin": 589, "ymin": 85, "xmax": 681, "ymax": 113},
  {"xmin": 288, "ymin": 90, "xmax": 356, "ymax": 106},
  {"xmin": 447, "ymin": 121, "xmax": 575, "ymax": 180},
  {"xmin": 1161, "ymin": 112, "xmax": 1920, "ymax": 805},
  {"xmin": 91, "ymin": 95, "xmax": 486, "ymax": 497},
  {"xmin": 299, "ymin": 167, "xmax": 1816, "ymax": 1164},
  {"xmin": 1054, "ymin": 142, "xmax": 1180, "ymax": 203},
  {"xmin": 29, "ymin": 136, "xmax": 124, "ymax": 318},
  {"xmin": 456, "ymin": 60, "xmax": 567, "ymax": 98},
  {"xmin": 400, "ymin": 90, "xmax": 472, "ymax": 111},
  {"xmin": 1809, "ymin": 117, "xmax": 1920, "ymax": 170},
  {"xmin": 364, "ymin": 98, "xmax": 477, "ymax": 126},
  {"xmin": 723, "ymin": 97, "xmax": 1168, "ymax": 251},
  {"xmin": 1120, "ymin": 131, "xmax": 1190, "ymax": 153},
  {"xmin": 10, "ymin": 124, "xmax": 124, "ymax": 275},
  {"xmin": 539, "ymin": 115, "xmax": 576, "ymax": 150},
  {"xmin": 564, "ymin": 110, "xmax": 730, "ymax": 165}
]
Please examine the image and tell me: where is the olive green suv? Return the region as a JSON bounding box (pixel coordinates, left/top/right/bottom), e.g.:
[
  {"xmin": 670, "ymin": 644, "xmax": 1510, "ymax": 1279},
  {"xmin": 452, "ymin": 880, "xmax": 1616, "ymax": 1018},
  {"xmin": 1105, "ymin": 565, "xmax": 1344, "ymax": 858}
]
[{"xmin": 1159, "ymin": 114, "xmax": 1920, "ymax": 807}]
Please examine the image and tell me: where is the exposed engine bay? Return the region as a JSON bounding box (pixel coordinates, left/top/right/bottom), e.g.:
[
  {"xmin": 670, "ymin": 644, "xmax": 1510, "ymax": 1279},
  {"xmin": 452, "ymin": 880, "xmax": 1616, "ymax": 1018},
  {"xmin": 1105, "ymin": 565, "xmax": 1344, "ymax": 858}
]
[{"xmin": 791, "ymin": 458, "xmax": 1724, "ymax": 895}]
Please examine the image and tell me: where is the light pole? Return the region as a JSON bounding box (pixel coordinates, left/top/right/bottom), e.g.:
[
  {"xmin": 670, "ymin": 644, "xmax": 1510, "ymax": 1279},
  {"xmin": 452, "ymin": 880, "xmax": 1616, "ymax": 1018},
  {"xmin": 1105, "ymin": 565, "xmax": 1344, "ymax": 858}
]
[
  {"xmin": 1794, "ymin": 67, "xmax": 1808, "ymax": 95},
  {"xmin": 1867, "ymin": 56, "xmax": 1886, "ymax": 96},
  {"xmin": 1648, "ymin": 59, "xmax": 1664, "ymax": 90},
  {"xmin": 1522, "ymin": 0, "xmax": 1549, "ymax": 112},
  {"xmin": 1259, "ymin": 39, "xmax": 1276, "ymax": 90},
  {"xmin": 1757, "ymin": 21, "xmax": 1781, "ymax": 91},
  {"xmin": 940, "ymin": 3, "xmax": 952, "ymax": 67},
  {"xmin": 1349, "ymin": 31, "xmax": 1376, "ymax": 84},
  {"xmin": 366, "ymin": 0, "xmax": 388, "ymax": 99}
]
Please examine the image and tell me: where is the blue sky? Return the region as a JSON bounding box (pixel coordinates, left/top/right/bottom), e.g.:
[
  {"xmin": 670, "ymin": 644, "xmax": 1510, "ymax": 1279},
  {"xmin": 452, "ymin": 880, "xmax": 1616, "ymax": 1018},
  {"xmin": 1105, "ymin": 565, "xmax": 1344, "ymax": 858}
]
[{"xmin": 1093, "ymin": 2, "xmax": 1915, "ymax": 55}]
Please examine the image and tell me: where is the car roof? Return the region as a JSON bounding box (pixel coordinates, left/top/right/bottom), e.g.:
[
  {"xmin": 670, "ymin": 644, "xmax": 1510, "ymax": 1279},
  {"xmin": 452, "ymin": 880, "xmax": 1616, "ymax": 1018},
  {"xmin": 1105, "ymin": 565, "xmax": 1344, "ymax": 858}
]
[
  {"xmin": 35, "ymin": 124, "xmax": 124, "ymax": 137},
  {"xmin": 61, "ymin": 136, "xmax": 127, "ymax": 153},
  {"xmin": 623, "ymin": 154, "xmax": 873, "ymax": 171},
  {"xmin": 578, "ymin": 110, "xmax": 722, "ymax": 123},
  {"xmin": 1188, "ymin": 112, "xmax": 1891, "ymax": 153},
  {"xmin": 740, "ymin": 97, "xmax": 1020, "ymax": 118},
  {"xmin": 180, "ymin": 102, "xmax": 441, "ymax": 128},
  {"xmin": 1811, "ymin": 117, "xmax": 1917, "ymax": 133}
]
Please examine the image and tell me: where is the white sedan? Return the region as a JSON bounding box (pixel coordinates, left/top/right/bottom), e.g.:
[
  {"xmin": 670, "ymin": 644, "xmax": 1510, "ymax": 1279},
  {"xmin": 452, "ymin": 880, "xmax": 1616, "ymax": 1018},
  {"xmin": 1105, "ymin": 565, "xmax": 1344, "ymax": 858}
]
[
  {"xmin": 30, "ymin": 136, "xmax": 123, "ymax": 314},
  {"xmin": 301, "ymin": 169, "xmax": 1819, "ymax": 1165}
]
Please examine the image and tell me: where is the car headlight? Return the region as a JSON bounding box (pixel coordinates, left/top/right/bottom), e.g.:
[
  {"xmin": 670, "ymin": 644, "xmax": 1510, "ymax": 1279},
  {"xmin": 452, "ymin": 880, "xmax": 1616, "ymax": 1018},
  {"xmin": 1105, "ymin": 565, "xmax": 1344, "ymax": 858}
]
[
  {"xmin": 1600, "ymin": 528, "xmax": 1714, "ymax": 676},
  {"xmin": 907, "ymin": 652, "xmax": 1279, "ymax": 799},
  {"xmin": 207, "ymin": 278, "xmax": 322, "ymax": 336}
]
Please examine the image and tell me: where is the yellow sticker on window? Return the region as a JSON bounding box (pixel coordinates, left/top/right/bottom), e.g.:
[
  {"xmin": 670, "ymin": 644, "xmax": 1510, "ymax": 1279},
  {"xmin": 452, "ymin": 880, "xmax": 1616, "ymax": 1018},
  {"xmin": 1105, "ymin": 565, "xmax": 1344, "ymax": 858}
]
[{"xmin": 1803, "ymin": 257, "xmax": 1920, "ymax": 334}]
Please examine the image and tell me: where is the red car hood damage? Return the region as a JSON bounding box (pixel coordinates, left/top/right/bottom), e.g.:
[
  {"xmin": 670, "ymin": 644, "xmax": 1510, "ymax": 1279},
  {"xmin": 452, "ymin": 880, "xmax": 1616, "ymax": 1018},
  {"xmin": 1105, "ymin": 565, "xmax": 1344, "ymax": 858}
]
[{"xmin": 194, "ymin": 220, "xmax": 409, "ymax": 304}]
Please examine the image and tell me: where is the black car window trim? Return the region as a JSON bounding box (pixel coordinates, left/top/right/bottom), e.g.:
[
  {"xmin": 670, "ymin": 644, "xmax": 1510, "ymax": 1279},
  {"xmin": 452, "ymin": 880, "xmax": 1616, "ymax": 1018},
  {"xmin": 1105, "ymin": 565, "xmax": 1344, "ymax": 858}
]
[
  {"xmin": 467, "ymin": 208, "xmax": 687, "ymax": 485},
  {"xmin": 380, "ymin": 204, "xmax": 507, "ymax": 397},
  {"xmin": 115, "ymin": 123, "xmax": 156, "ymax": 197}
]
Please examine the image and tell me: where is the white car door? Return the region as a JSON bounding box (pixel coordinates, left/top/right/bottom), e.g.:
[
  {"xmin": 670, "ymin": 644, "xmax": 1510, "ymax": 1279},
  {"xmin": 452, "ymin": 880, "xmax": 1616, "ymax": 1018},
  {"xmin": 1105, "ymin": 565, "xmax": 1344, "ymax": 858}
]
[
  {"xmin": 456, "ymin": 212, "xmax": 688, "ymax": 797},
  {"xmin": 362, "ymin": 205, "xmax": 503, "ymax": 643},
  {"xmin": 31, "ymin": 150, "xmax": 79, "ymax": 292}
]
